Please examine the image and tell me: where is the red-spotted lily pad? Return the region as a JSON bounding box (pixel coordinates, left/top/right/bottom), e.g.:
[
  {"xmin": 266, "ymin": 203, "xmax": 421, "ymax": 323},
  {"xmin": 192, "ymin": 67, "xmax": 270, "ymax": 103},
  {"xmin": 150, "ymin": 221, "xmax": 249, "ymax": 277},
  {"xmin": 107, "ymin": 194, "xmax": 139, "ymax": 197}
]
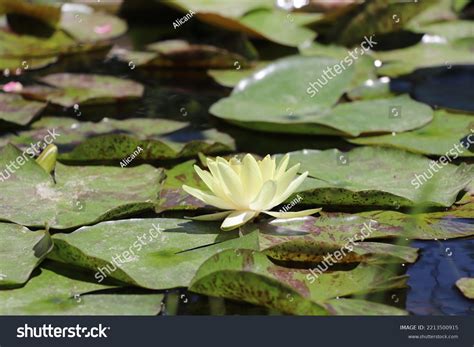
[
  {"xmin": 0, "ymin": 92, "xmax": 46, "ymax": 125},
  {"xmin": 18, "ymin": 73, "xmax": 144, "ymax": 107}
]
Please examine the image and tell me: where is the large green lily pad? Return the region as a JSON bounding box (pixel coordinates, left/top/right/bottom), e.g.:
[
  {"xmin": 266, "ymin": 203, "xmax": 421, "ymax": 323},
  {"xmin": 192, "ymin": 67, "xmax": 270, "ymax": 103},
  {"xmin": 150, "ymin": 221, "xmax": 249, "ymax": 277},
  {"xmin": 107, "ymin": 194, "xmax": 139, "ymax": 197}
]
[
  {"xmin": 0, "ymin": 223, "xmax": 52, "ymax": 287},
  {"xmin": 0, "ymin": 93, "xmax": 46, "ymax": 125},
  {"xmin": 350, "ymin": 111, "xmax": 474, "ymax": 157},
  {"xmin": 208, "ymin": 61, "xmax": 269, "ymax": 88},
  {"xmin": 210, "ymin": 56, "xmax": 432, "ymax": 136},
  {"xmin": 18, "ymin": 73, "xmax": 144, "ymax": 107},
  {"xmin": 410, "ymin": 20, "xmax": 474, "ymax": 42},
  {"xmin": 0, "ymin": 144, "xmax": 163, "ymax": 229},
  {"xmin": 48, "ymin": 218, "xmax": 259, "ymax": 290},
  {"xmin": 0, "ymin": 0, "xmax": 62, "ymax": 28},
  {"xmin": 190, "ymin": 249, "xmax": 407, "ymax": 315},
  {"xmin": 455, "ymin": 278, "xmax": 474, "ymax": 299},
  {"xmin": 286, "ymin": 147, "xmax": 473, "ymax": 207},
  {"xmin": 60, "ymin": 11, "xmax": 127, "ymax": 43},
  {"xmin": 374, "ymin": 39, "xmax": 474, "ymax": 77},
  {"xmin": 0, "ymin": 263, "xmax": 164, "ymax": 315}
]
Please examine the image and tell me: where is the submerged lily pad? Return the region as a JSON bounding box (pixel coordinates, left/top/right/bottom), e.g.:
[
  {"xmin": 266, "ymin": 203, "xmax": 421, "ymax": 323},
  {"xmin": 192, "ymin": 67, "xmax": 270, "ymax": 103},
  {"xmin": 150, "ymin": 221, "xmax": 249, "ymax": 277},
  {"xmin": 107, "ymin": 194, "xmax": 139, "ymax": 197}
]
[
  {"xmin": 0, "ymin": 144, "xmax": 163, "ymax": 229},
  {"xmin": 0, "ymin": 223, "xmax": 52, "ymax": 287},
  {"xmin": 0, "ymin": 93, "xmax": 46, "ymax": 125},
  {"xmin": 350, "ymin": 111, "xmax": 474, "ymax": 157},
  {"xmin": 60, "ymin": 11, "xmax": 127, "ymax": 43},
  {"xmin": 286, "ymin": 147, "xmax": 473, "ymax": 207},
  {"xmin": 210, "ymin": 56, "xmax": 432, "ymax": 136},
  {"xmin": 190, "ymin": 249, "xmax": 407, "ymax": 315},
  {"xmin": 455, "ymin": 278, "xmax": 474, "ymax": 299},
  {"xmin": 18, "ymin": 73, "xmax": 144, "ymax": 107},
  {"xmin": 0, "ymin": 263, "xmax": 163, "ymax": 315},
  {"xmin": 0, "ymin": 55, "xmax": 57, "ymax": 70},
  {"xmin": 48, "ymin": 218, "xmax": 259, "ymax": 289}
]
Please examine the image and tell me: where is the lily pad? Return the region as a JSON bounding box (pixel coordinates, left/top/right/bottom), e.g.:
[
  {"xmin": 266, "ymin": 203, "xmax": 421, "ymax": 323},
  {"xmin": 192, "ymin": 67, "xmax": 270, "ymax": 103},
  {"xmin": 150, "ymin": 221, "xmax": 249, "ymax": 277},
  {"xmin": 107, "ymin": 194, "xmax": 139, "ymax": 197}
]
[
  {"xmin": 259, "ymin": 211, "xmax": 474, "ymax": 242},
  {"xmin": 60, "ymin": 11, "xmax": 127, "ymax": 43},
  {"xmin": 410, "ymin": 20, "xmax": 474, "ymax": 42},
  {"xmin": 455, "ymin": 278, "xmax": 474, "ymax": 299},
  {"xmin": 0, "ymin": 263, "xmax": 164, "ymax": 315},
  {"xmin": 156, "ymin": 160, "xmax": 207, "ymax": 213},
  {"xmin": 0, "ymin": 55, "xmax": 57, "ymax": 70},
  {"xmin": 374, "ymin": 39, "xmax": 474, "ymax": 77},
  {"xmin": 1, "ymin": 0, "xmax": 62, "ymax": 28},
  {"xmin": 0, "ymin": 93, "xmax": 46, "ymax": 125},
  {"xmin": 190, "ymin": 249, "xmax": 407, "ymax": 315},
  {"xmin": 18, "ymin": 73, "xmax": 144, "ymax": 107},
  {"xmin": 210, "ymin": 56, "xmax": 432, "ymax": 136},
  {"xmin": 146, "ymin": 40, "xmax": 249, "ymax": 69},
  {"xmin": 48, "ymin": 218, "xmax": 259, "ymax": 289},
  {"xmin": 208, "ymin": 61, "xmax": 269, "ymax": 87},
  {"xmin": 350, "ymin": 111, "xmax": 474, "ymax": 157},
  {"xmin": 286, "ymin": 147, "xmax": 473, "ymax": 207},
  {"xmin": 0, "ymin": 144, "xmax": 163, "ymax": 229},
  {"xmin": 0, "ymin": 223, "xmax": 52, "ymax": 287},
  {"xmin": 0, "ymin": 116, "xmax": 234, "ymax": 162}
]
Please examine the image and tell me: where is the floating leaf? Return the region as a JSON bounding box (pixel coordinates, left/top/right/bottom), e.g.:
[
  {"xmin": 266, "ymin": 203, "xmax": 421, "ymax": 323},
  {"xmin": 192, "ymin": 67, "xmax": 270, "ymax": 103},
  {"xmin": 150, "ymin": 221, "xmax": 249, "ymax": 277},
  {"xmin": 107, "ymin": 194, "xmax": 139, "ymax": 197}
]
[
  {"xmin": 0, "ymin": 93, "xmax": 46, "ymax": 125},
  {"xmin": 60, "ymin": 11, "xmax": 127, "ymax": 43},
  {"xmin": 190, "ymin": 249, "xmax": 407, "ymax": 315},
  {"xmin": 0, "ymin": 223, "xmax": 52, "ymax": 287},
  {"xmin": 455, "ymin": 278, "xmax": 474, "ymax": 299},
  {"xmin": 156, "ymin": 160, "xmax": 207, "ymax": 213},
  {"xmin": 350, "ymin": 111, "xmax": 474, "ymax": 157},
  {"xmin": 0, "ymin": 144, "xmax": 163, "ymax": 229},
  {"xmin": 0, "ymin": 116, "xmax": 234, "ymax": 162},
  {"xmin": 48, "ymin": 218, "xmax": 259, "ymax": 289},
  {"xmin": 1, "ymin": 0, "xmax": 62, "ymax": 28},
  {"xmin": 0, "ymin": 55, "xmax": 57, "ymax": 70},
  {"xmin": 19, "ymin": 73, "xmax": 144, "ymax": 107},
  {"xmin": 146, "ymin": 40, "xmax": 249, "ymax": 69},
  {"xmin": 258, "ymin": 211, "xmax": 474, "ymax": 242},
  {"xmin": 409, "ymin": 20, "xmax": 474, "ymax": 42},
  {"xmin": 322, "ymin": 298, "xmax": 407, "ymax": 315},
  {"xmin": 208, "ymin": 61, "xmax": 269, "ymax": 87},
  {"xmin": 0, "ymin": 263, "xmax": 163, "ymax": 315},
  {"xmin": 286, "ymin": 147, "xmax": 473, "ymax": 207},
  {"xmin": 374, "ymin": 39, "xmax": 474, "ymax": 77},
  {"xmin": 211, "ymin": 56, "xmax": 432, "ymax": 136},
  {"xmin": 238, "ymin": 9, "xmax": 318, "ymax": 47}
]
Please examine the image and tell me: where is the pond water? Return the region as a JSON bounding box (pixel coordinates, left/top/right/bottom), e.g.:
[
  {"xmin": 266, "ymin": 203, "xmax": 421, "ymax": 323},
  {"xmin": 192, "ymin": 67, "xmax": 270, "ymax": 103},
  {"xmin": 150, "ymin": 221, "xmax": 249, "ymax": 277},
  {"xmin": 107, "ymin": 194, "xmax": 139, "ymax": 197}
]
[{"xmin": 2, "ymin": 17, "xmax": 472, "ymax": 316}]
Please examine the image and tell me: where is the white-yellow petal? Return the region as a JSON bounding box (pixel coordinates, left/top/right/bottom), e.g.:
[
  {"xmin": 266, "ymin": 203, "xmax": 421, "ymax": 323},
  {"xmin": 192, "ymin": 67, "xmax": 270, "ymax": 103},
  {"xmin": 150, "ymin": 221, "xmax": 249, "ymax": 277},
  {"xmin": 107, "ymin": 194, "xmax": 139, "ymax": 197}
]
[
  {"xmin": 187, "ymin": 211, "xmax": 232, "ymax": 221},
  {"xmin": 249, "ymin": 180, "xmax": 277, "ymax": 211},
  {"xmin": 241, "ymin": 154, "xmax": 262, "ymax": 202},
  {"xmin": 263, "ymin": 208, "xmax": 321, "ymax": 219},
  {"xmin": 271, "ymin": 171, "xmax": 308, "ymax": 206},
  {"xmin": 217, "ymin": 162, "xmax": 246, "ymax": 207},
  {"xmin": 275, "ymin": 154, "xmax": 290, "ymax": 179},
  {"xmin": 221, "ymin": 211, "xmax": 258, "ymax": 231},
  {"xmin": 274, "ymin": 163, "xmax": 300, "ymax": 199},
  {"xmin": 182, "ymin": 185, "xmax": 236, "ymax": 210},
  {"xmin": 259, "ymin": 155, "xmax": 276, "ymax": 181}
]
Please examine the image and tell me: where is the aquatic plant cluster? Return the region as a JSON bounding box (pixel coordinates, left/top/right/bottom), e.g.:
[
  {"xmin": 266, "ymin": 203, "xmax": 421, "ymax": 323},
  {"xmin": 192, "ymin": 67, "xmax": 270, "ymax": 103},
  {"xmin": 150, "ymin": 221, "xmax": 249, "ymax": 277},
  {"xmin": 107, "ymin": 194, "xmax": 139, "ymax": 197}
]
[{"xmin": 0, "ymin": 0, "xmax": 472, "ymax": 317}]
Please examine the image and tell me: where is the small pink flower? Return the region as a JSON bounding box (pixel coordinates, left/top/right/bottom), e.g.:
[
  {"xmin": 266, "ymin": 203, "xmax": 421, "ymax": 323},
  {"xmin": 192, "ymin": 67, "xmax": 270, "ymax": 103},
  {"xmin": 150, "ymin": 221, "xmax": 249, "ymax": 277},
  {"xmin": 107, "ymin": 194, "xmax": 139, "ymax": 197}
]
[
  {"xmin": 2, "ymin": 81, "xmax": 23, "ymax": 92},
  {"xmin": 94, "ymin": 24, "xmax": 112, "ymax": 35}
]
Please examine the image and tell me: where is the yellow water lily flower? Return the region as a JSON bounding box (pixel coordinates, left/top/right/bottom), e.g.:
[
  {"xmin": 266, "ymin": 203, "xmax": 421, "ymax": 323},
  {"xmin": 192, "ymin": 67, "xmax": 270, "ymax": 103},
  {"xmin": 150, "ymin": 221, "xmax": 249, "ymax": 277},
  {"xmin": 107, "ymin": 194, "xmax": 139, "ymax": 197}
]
[{"xmin": 182, "ymin": 154, "xmax": 321, "ymax": 231}]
